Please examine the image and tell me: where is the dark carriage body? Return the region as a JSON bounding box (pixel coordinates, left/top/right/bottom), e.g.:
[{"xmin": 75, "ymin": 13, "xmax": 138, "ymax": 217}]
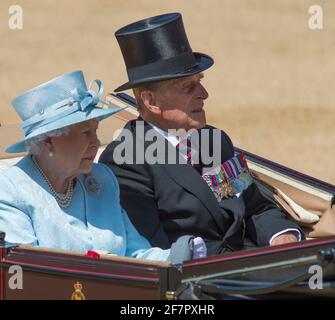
[
  {"xmin": 0, "ymin": 242, "xmax": 179, "ymax": 300},
  {"xmin": 1, "ymin": 237, "xmax": 335, "ymax": 300}
]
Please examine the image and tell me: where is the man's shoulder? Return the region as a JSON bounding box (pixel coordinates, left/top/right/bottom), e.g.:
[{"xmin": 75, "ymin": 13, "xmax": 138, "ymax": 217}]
[
  {"xmin": 105, "ymin": 119, "xmax": 149, "ymax": 145},
  {"xmin": 200, "ymin": 124, "xmax": 234, "ymax": 147},
  {"xmin": 116, "ymin": 118, "xmax": 140, "ymax": 135},
  {"xmin": 203, "ymin": 124, "xmax": 230, "ymax": 136},
  {"xmin": 99, "ymin": 118, "xmax": 145, "ymax": 164}
]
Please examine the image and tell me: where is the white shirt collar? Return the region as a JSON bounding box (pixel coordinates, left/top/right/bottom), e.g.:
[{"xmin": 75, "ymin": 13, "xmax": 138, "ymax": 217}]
[{"xmin": 147, "ymin": 122, "xmax": 180, "ymax": 147}]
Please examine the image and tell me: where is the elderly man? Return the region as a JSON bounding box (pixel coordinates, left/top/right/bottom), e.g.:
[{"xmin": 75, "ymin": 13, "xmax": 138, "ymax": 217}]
[{"xmin": 100, "ymin": 13, "xmax": 303, "ymax": 255}]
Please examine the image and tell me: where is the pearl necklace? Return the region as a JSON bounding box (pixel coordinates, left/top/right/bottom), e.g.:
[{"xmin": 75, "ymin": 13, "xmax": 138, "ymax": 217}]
[{"xmin": 31, "ymin": 156, "xmax": 74, "ymax": 208}]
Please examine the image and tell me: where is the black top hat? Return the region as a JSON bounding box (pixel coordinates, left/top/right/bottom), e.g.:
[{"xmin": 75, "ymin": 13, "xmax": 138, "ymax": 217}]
[{"xmin": 114, "ymin": 12, "xmax": 214, "ymax": 92}]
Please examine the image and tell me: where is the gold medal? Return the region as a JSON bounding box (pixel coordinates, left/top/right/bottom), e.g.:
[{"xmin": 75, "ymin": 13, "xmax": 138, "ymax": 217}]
[{"xmin": 221, "ymin": 182, "xmax": 234, "ymax": 198}]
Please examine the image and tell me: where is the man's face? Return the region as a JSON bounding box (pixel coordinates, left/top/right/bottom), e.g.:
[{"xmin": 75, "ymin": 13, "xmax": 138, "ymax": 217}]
[{"xmin": 152, "ymin": 73, "xmax": 209, "ymax": 131}]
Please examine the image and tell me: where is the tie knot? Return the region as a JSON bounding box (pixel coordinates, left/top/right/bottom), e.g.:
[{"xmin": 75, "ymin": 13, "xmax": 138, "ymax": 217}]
[
  {"xmin": 176, "ymin": 137, "xmax": 192, "ymax": 165},
  {"xmin": 176, "ymin": 136, "xmax": 191, "ymax": 149}
]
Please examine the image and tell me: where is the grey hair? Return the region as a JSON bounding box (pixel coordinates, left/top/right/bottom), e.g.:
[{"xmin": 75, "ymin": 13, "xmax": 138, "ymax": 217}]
[{"xmin": 25, "ymin": 127, "xmax": 69, "ymax": 155}]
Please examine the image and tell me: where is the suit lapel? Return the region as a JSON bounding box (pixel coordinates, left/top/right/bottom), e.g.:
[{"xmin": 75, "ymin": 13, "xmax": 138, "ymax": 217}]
[
  {"xmin": 161, "ymin": 164, "xmax": 224, "ymax": 230},
  {"xmin": 130, "ymin": 119, "xmax": 225, "ymax": 230}
]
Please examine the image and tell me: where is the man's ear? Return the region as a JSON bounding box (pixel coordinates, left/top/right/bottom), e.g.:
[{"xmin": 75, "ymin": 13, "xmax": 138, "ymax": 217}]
[{"xmin": 140, "ymin": 90, "xmax": 161, "ymax": 115}]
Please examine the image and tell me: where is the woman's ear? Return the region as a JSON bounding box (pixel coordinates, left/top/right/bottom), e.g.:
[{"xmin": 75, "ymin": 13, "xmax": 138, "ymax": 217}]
[
  {"xmin": 140, "ymin": 90, "xmax": 161, "ymax": 115},
  {"xmin": 43, "ymin": 136, "xmax": 54, "ymax": 153}
]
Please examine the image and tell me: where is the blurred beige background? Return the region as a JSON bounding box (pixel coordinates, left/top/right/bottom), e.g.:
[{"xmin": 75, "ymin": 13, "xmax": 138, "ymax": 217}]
[{"xmin": 0, "ymin": 0, "xmax": 334, "ymax": 182}]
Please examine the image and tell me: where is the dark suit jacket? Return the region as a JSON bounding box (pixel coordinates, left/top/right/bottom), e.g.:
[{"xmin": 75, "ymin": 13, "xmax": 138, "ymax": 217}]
[{"xmin": 99, "ymin": 119, "xmax": 302, "ymax": 255}]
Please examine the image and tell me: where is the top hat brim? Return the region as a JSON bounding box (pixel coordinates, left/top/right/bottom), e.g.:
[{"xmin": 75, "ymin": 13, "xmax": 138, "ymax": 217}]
[
  {"xmin": 114, "ymin": 52, "xmax": 214, "ymax": 92},
  {"xmin": 5, "ymin": 106, "xmax": 125, "ymax": 154}
]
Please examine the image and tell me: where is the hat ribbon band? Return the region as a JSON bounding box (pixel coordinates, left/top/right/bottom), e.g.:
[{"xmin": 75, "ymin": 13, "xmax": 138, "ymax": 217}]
[
  {"xmin": 127, "ymin": 52, "xmax": 197, "ymax": 81},
  {"xmin": 21, "ymin": 80, "xmax": 107, "ymax": 136}
]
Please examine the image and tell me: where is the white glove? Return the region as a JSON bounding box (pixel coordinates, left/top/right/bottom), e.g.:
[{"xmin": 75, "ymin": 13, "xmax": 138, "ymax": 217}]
[{"xmin": 192, "ymin": 237, "xmax": 207, "ymax": 259}]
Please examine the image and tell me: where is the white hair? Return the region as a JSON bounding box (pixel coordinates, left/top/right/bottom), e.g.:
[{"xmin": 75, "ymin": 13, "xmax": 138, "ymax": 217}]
[{"xmin": 25, "ymin": 127, "xmax": 69, "ymax": 155}]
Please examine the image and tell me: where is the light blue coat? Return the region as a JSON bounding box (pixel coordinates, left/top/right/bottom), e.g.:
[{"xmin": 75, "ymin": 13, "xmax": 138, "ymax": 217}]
[{"xmin": 0, "ymin": 156, "xmax": 170, "ymax": 261}]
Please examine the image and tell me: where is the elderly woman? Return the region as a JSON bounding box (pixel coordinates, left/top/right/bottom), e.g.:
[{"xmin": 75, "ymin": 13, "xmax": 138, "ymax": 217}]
[{"xmin": 0, "ymin": 71, "xmax": 205, "ymax": 262}]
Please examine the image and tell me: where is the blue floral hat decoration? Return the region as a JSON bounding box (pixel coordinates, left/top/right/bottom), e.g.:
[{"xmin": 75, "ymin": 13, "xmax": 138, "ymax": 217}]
[{"xmin": 6, "ymin": 70, "xmax": 125, "ymax": 153}]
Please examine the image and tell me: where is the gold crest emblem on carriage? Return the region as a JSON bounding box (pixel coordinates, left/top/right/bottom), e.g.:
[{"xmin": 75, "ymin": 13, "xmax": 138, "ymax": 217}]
[{"xmin": 70, "ymin": 281, "xmax": 86, "ymax": 300}]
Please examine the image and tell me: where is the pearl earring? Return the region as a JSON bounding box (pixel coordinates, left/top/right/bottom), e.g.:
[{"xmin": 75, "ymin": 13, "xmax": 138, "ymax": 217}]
[{"xmin": 48, "ymin": 151, "xmax": 54, "ymax": 157}]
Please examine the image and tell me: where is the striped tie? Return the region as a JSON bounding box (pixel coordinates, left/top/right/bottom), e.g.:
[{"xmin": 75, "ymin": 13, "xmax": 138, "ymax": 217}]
[{"xmin": 176, "ymin": 137, "xmax": 192, "ymax": 165}]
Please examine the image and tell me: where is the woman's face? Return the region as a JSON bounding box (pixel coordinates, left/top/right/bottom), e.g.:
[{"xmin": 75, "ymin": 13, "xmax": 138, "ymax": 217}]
[{"xmin": 49, "ymin": 119, "xmax": 101, "ymax": 177}]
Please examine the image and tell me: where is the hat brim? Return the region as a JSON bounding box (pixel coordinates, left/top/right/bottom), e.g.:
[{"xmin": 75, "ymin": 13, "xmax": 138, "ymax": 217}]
[
  {"xmin": 5, "ymin": 106, "xmax": 125, "ymax": 154},
  {"xmin": 114, "ymin": 52, "xmax": 214, "ymax": 92}
]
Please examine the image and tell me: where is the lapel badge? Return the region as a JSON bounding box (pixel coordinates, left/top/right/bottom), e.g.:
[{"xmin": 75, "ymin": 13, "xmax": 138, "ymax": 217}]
[{"xmin": 84, "ymin": 175, "xmax": 100, "ymax": 195}]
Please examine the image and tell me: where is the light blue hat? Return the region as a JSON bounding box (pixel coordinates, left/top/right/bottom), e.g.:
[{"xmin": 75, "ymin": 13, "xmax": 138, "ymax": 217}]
[{"xmin": 6, "ymin": 70, "xmax": 125, "ymax": 153}]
